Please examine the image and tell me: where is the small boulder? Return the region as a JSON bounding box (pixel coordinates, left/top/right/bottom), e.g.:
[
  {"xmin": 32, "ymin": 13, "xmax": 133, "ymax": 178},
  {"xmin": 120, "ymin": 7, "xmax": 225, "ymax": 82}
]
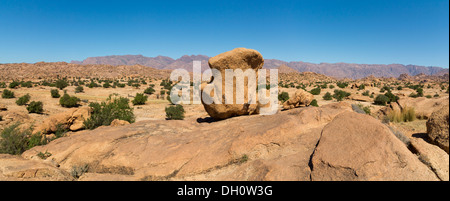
[
  {"xmin": 282, "ymin": 89, "xmax": 314, "ymax": 110},
  {"xmin": 110, "ymin": 119, "xmax": 130, "ymax": 127},
  {"xmin": 33, "ymin": 107, "xmax": 92, "ymax": 134},
  {"xmin": 426, "ymin": 104, "xmax": 449, "ymax": 153}
]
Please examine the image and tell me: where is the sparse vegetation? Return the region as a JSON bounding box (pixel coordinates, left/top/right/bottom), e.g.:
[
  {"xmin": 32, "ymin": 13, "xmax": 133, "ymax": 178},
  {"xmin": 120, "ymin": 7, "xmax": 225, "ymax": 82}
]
[
  {"xmin": 322, "ymin": 92, "xmax": 333, "ymax": 100},
  {"xmin": 165, "ymin": 104, "xmax": 185, "ymax": 120},
  {"xmin": 50, "ymin": 89, "xmax": 60, "ymax": 98},
  {"xmin": 310, "ymin": 99, "xmax": 319, "ymax": 107},
  {"xmin": 55, "ymin": 79, "xmax": 69, "ymax": 90},
  {"xmin": 387, "ymin": 107, "xmax": 416, "ymax": 123},
  {"xmin": 2, "ymin": 89, "xmax": 15, "ymax": 99},
  {"xmin": 16, "ymin": 94, "xmax": 31, "ymax": 106},
  {"xmin": 332, "ymin": 90, "xmax": 351, "ymax": 101},
  {"xmin": 75, "ymin": 86, "xmax": 84, "ymax": 93},
  {"xmin": 144, "ymin": 87, "xmax": 156, "ymax": 95},
  {"xmin": 0, "ymin": 123, "xmax": 46, "ymax": 155},
  {"xmin": 132, "ymin": 93, "xmax": 148, "ymax": 105},
  {"xmin": 374, "ymin": 94, "xmax": 390, "ymax": 106},
  {"xmin": 59, "ymin": 93, "xmax": 80, "ymax": 108},
  {"xmin": 310, "ymin": 87, "xmax": 321, "ymax": 95},
  {"xmin": 27, "ymin": 101, "xmax": 44, "ymax": 114},
  {"xmin": 278, "ymin": 92, "xmax": 290, "ymax": 103},
  {"xmin": 83, "ymin": 95, "xmax": 135, "ymax": 130}
]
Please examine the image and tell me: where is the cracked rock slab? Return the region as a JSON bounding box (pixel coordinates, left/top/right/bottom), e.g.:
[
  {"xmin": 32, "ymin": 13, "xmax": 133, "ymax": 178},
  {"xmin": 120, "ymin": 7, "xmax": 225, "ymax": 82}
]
[{"xmin": 310, "ymin": 112, "xmax": 439, "ymax": 181}]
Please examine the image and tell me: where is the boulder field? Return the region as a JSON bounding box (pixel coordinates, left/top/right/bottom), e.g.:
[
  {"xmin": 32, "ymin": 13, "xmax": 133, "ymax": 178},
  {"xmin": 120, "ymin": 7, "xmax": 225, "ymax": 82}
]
[{"xmin": 0, "ymin": 102, "xmax": 445, "ymax": 181}]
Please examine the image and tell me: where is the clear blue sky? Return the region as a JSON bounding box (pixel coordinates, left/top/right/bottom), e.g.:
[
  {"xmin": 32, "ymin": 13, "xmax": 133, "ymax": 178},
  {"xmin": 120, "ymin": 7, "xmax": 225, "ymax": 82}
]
[{"xmin": 0, "ymin": 0, "xmax": 448, "ymax": 68}]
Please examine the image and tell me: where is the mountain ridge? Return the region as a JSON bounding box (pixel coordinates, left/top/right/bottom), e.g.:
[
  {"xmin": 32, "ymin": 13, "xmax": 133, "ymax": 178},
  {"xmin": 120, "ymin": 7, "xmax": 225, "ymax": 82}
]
[{"xmin": 71, "ymin": 54, "xmax": 449, "ymax": 79}]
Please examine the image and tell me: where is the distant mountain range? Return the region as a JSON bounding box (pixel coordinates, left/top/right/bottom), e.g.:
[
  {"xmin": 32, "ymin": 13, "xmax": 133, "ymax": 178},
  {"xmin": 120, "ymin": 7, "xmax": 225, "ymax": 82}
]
[{"xmin": 71, "ymin": 54, "xmax": 449, "ymax": 79}]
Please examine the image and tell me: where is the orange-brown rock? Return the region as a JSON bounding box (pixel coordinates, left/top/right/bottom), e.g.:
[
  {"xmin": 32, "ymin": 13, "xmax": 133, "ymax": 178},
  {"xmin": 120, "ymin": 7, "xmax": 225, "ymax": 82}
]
[
  {"xmin": 426, "ymin": 104, "xmax": 449, "ymax": 153},
  {"xmin": 282, "ymin": 89, "xmax": 314, "ymax": 110},
  {"xmin": 33, "ymin": 107, "xmax": 92, "ymax": 134},
  {"xmin": 201, "ymin": 48, "xmax": 264, "ymax": 120},
  {"xmin": 310, "ymin": 112, "xmax": 438, "ymax": 181}
]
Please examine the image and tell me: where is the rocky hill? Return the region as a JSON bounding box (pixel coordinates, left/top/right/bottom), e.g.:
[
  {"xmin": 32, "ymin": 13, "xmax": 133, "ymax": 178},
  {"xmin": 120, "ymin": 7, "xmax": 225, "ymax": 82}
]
[{"xmin": 71, "ymin": 55, "xmax": 448, "ymax": 79}]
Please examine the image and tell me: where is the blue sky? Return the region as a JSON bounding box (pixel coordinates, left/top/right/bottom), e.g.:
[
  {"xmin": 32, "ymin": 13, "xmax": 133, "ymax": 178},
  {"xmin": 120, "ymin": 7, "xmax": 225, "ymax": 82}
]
[{"xmin": 0, "ymin": 0, "xmax": 448, "ymax": 68}]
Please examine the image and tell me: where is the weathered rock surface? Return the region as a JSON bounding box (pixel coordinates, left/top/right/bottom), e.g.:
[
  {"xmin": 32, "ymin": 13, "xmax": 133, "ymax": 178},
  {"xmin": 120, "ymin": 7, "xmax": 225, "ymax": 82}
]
[
  {"xmin": 0, "ymin": 154, "xmax": 72, "ymax": 181},
  {"xmin": 282, "ymin": 89, "xmax": 314, "ymax": 110},
  {"xmin": 33, "ymin": 107, "xmax": 92, "ymax": 134},
  {"xmin": 426, "ymin": 104, "xmax": 449, "ymax": 153},
  {"xmin": 410, "ymin": 138, "xmax": 449, "ymax": 181},
  {"xmin": 310, "ymin": 112, "xmax": 439, "ymax": 181},
  {"xmin": 397, "ymin": 96, "xmax": 449, "ymax": 119},
  {"xmin": 201, "ymin": 48, "xmax": 265, "ymax": 120},
  {"xmin": 0, "ymin": 102, "xmax": 433, "ymax": 181}
]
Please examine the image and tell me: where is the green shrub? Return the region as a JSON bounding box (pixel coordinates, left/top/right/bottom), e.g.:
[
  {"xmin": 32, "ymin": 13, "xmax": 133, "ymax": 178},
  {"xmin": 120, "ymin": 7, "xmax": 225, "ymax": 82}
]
[
  {"xmin": 374, "ymin": 94, "xmax": 390, "ymax": 106},
  {"xmin": 165, "ymin": 105, "xmax": 185, "ymax": 120},
  {"xmin": 83, "ymin": 95, "xmax": 135, "ymax": 130},
  {"xmin": 27, "ymin": 101, "xmax": 44, "ymax": 114},
  {"xmin": 16, "ymin": 94, "xmax": 31, "ymax": 106},
  {"xmin": 362, "ymin": 90, "xmax": 370, "ymax": 96},
  {"xmin": 278, "ymin": 92, "xmax": 290, "ymax": 103},
  {"xmin": 59, "ymin": 93, "xmax": 80, "ymax": 108},
  {"xmin": 55, "ymin": 79, "xmax": 69, "ymax": 90},
  {"xmin": 20, "ymin": 81, "xmax": 33, "ymax": 88},
  {"xmin": 144, "ymin": 87, "xmax": 155, "ymax": 95},
  {"xmin": 2, "ymin": 89, "xmax": 15, "ymax": 98},
  {"xmin": 310, "ymin": 87, "xmax": 321, "ymax": 95},
  {"xmin": 0, "ymin": 123, "xmax": 46, "ymax": 155},
  {"xmin": 329, "ymin": 85, "xmax": 335, "ymax": 89},
  {"xmin": 358, "ymin": 84, "xmax": 366, "ymax": 90},
  {"xmin": 310, "ymin": 99, "xmax": 319, "ymax": 107},
  {"xmin": 425, "ymin": 95, "xmax": 432, "ymax": 99},
  {"xmin": 87, "ymin": 81, "xmax": 99, "ymax": 88},
  {"xmin": 434, "ymin": 93, "xmax": 440, "ymax": 97},
  {"xmin": 0, "ymin": 82, "xmax": 6, "ymax": 88},
  {"xmin": 132, "ymin": 93, "xmax": 148, "ymax": 105},
  {"xmin": 322, "ymin": 92, "xmax": 333, "ymax": 100},
  {"xmin": 102, "ymin": 82, "xmax": 111, "ymax": 88},
  {"xmin": 9, "ymin": 80, "xmax": 20, "ymax": 88},
  {"xmin": 75, "ymin": 86, "xmax": 84, "ymax": 93},
  {"xmin": 0, "ymin": 123, "xmax": 30, "ymax": 155},
  {"xmin": 397, "ymin": 86, "xmax": 403, "ymax": 90},
  {"xmin": 332, "ymin": 90, "xmax": 351, "ymax": 102},
  {"xmin": 336, "ymin": 82, "xmax": 348, "ymax": 89},
  {"xmin": 384, "ymin": 91, "xmax": 399, "ymax": 103},
  {"xmin": 50, "ymin": 89, "xmax": 60, "ymax": 98}
]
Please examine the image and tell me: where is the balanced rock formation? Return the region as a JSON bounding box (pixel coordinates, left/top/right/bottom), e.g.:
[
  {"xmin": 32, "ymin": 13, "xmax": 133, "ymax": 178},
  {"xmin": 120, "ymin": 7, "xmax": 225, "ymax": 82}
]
[
  {"xmin": 201, "ymin": 48, "xmax": 265, "ymax": 120},
  {"xmin": 426, "ymin": 104, "xmax": 449, "ymax": 153},
  {"xmin": 33, "ymin": 107, "xmax": 92, "ymax": 134},
  {"xmin": 282, "ymin": 89, "xmax": 314, "ymax": 110}
]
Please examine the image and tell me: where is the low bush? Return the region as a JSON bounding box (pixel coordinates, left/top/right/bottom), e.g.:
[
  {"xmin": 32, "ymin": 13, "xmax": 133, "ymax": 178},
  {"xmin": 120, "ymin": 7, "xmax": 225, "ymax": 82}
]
[
  {"xmin": 310, "ymin": 99, "xmax": 319, "ymax": 107},
  {"xmin": 332, "ymin": 90, "xmax": 351, "ymax": 101},
  {"xmin": 165, "ymin": 104, "xmax": 185, "ymax": 120},
  {"xmin": 83, "ymin": 95, "xmax": 135, "ymax": 130},
  {"xmin": 387, "ymin": 107, "xmax": 416, "ymax": 123},
  {"xmin": 59, "ymin": 93, "xmax": 80, "ymax": 108},
  {"xmin": 75, "ymin": 86, "xmax": 84, "ymax": 93},
  {"xmin": 278, "ymin": 92, "xmax": 290, "ymax": 103},
  {"xmin": 9, "ymin": 80, "xmax": 20, "ymax": 88},
  {"xmin": 55, "ymin": 79, "xmax": 69, "ymax": 90},
  {"xmin": 374, "ymin": 94, "xmax": 389, "ymax": 106},
  {"xmin": 132, "ymin": 93, "xmax": 148, "ymax": 105},
  {"xmin": 322, "ymin": 92, "xmax": 333, "ymax": 100},
  {"xmin": 144, "ymin": 87, "xmax": 155, "ymax": 95},
  {"xmin": 310, "ymin": 87, "xmax": 321, "ymax": 95},
  {"xmin": 2, "ymin": 89, "xmax": 15, "ymax": 99},
  {"xmin": 0, "ymin": 123, "xmax": 46, "ymax": 155},
  {"xmin": 27, "ymin": 101, "xmax": 44, "ymax": 114},
  {"xmin": 50, "ymin": 89, "xmax": 60, "ymax": 98},
  {"xmin": 16, "ymin": 94, "xmax": 31, "ymax": 106}
]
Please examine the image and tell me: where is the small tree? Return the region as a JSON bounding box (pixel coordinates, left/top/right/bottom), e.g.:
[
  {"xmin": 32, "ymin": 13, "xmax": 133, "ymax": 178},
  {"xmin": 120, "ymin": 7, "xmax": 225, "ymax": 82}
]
[
  {"xmin": 50, "ymin": 89, "xmax": 60, "ymax": 98},
  {"xmin": 374, "ymin": 94, "xmax": 390, "ymax": 106},
  {"xmin": 83, "ymin": 95, "xmax": 135, "ymax": 130},
  {"xmin": 59, "ymin": 93, "xmax": 80, "ymax": 108},
  {"xmin": 333, "ymin": 90, "xmax": 351, "ymax": 101},
  {"xmin": 323, "ymin": 92, "xmax": 333, "ymax": 100},
  {"xmin": 165, "ymin": 105, "xmax": 185, "ymax": 120},
  {"xmin": 16, "ymin": 94, "xmax": 31, "ymax": 106},
  {"xmin": 310, "ymin": 87, "xmax": 321, "ymax": 95},
  {"xmin": 75, "ymin": 86, "xmax": 84, "ymax": 93},
  {"xmin": 132, "ymin": 93, "xmax": 148, "ymax": 105},
  {"xmin": 55, "ymin": 79, "xmax": 69, "ymax": 90},
  {"xmin": 27, "ymin": 101, "xmax": 44, "ymax": 114},
  {"xmin": 2, "ymin": 89, "xmax": 15, "ymax": 99}
]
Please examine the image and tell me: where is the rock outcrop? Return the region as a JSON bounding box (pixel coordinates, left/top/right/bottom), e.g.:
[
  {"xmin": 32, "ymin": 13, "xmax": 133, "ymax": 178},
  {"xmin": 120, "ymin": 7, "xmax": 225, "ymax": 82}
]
[
  {"xmin": 426, "ymin": 104, "xmax": 449, "ymax": 153},
  {"xmin": 0, "ymin": 102, "xmax": 437, "ymax": 181},
  {"xmin": 33, "ymin": 107, "xmax": 92, "ymax": 134},
  {"xmin": 310, "ymin": 112, "xmax": 438, "ymax": 181},
  {"xmin": 282, "ymin": 89, "xmax": 314, "ymax": 110},
  {"xmin": 201, "ymin": 48, "xmax": 265, "ymax": 120}
]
